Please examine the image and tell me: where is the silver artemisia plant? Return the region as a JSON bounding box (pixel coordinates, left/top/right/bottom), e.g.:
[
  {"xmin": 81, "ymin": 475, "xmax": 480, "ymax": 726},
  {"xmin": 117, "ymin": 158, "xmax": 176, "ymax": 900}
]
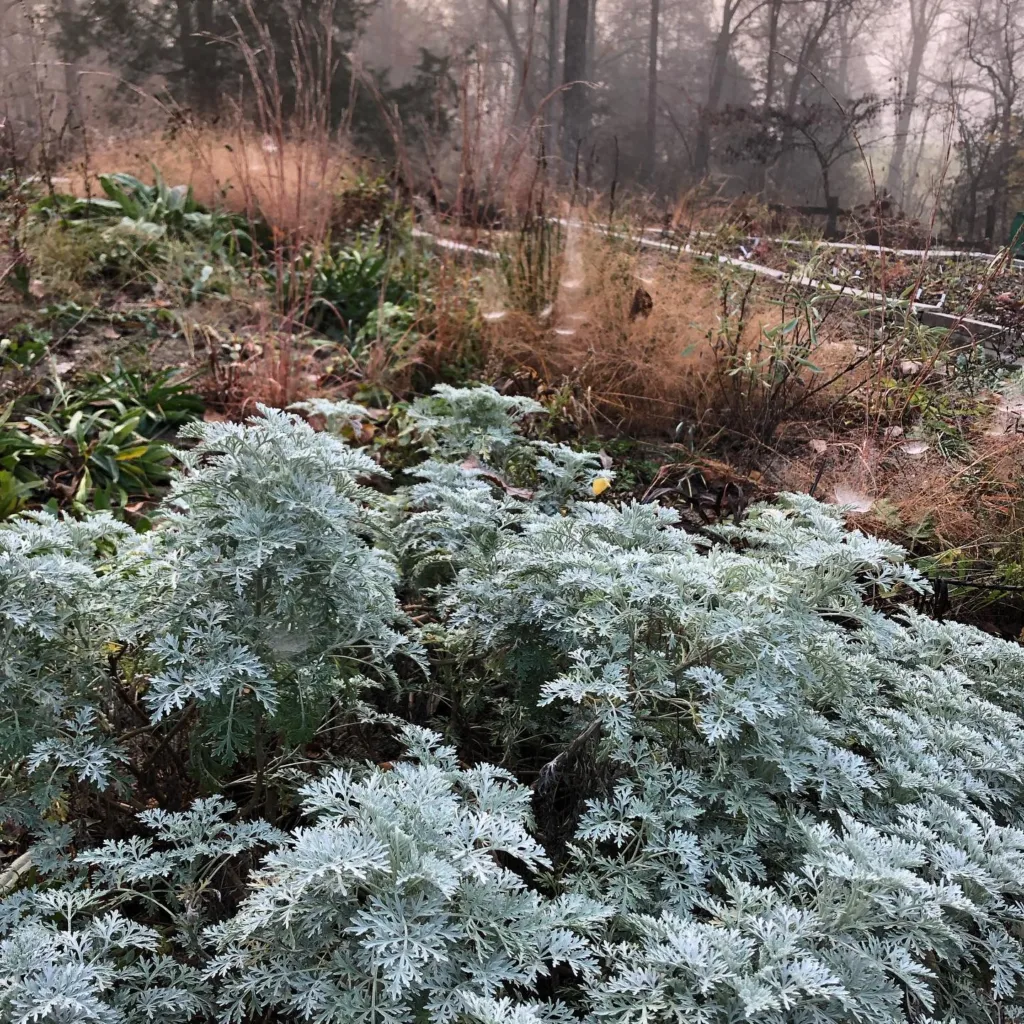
[{"xmin": 5, "ymin": 387, "xmax": 1024, "ymax": 1024}]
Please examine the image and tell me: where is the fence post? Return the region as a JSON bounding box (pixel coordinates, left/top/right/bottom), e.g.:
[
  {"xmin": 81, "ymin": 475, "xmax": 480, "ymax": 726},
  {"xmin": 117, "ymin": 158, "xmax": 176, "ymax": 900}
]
[{"xmin": 825, "ymin": 195, "xmax": 840, "ymax": 240}]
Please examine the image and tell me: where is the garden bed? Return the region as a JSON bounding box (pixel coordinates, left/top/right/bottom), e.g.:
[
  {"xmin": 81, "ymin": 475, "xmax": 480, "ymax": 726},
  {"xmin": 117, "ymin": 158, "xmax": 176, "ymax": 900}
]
[{"xmin": 653, "ymin": 230, "xmax": 1024, "ymax": 331}]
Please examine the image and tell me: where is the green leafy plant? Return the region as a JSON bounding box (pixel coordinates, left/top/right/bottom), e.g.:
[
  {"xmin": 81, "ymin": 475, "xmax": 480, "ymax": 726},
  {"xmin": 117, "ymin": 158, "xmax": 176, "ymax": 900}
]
[
  {"xmin": 276, "ymin": 236, "xmax": 420, "ymax": 341},
  {"xmin": 0, "ymin": 368, "xmax": 203, "ymax": 520},
  {"xmin": 32, "ymin": 171, "xmax": 250, "ymax": 250},
  {"xmin": 35, "ymin": 407, "xmax": 175, "ymax": 510},
  {"xmin": 902, "ymin": 382, "xmax": 983, "ymax": 463},
  {"xmin": 26, "ymin": 171, "xmax": 253, "ymax": 301},
  {"xmin": 68, "ymin": 365, "xmax": 205, "ymax": 435},
  {"xmin": 710, "ymin": 268, "xmax": 829, "ymax": 443},
  {"xmin": 0, "ymin": 406, "xmax": 53, "ymax": 519},
  {"xmin": 10, "ymin": 405, "xmax": 171, "ymax": 514},
  {"xmin": 0, "ymin": 323, "xmax": 50, "ymax": 370}
]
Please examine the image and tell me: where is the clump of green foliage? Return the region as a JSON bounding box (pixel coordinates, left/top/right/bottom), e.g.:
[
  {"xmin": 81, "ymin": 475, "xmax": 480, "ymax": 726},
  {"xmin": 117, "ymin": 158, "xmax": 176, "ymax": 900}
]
[
  {"xmin": 274, "ymin": 230, "xmax": 425, "ymax": 348},
  {"xmin": 32, "ymin": 172, "xmax": 251, "ymax": 250},
  {"xmin": 17, "ymin": 171, "xmax": 253, "ymax": 304},
  {"xmin": 23, "ymin": 184, "xmax": 242, "ymax": 299},
  {"xmin": 0, "ymin": 363, "xmax": 202, "ymax": 521},
  {"xmin": 5, "ymin": 386, "xmax": 1024, "ymax": 1024}
]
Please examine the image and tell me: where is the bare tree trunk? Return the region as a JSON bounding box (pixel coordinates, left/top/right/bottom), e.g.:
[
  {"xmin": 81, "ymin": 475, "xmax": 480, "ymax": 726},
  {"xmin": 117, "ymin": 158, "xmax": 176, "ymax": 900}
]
[
  {"xmin": 196, "ymin": 0, "xmax": 218, "ymax": 113},
  {"xmin": 907, "ymin": 98, "xmax": 934, "ymax": 215},
  {"xmin": 693, "ymin": 0, "xmax": 770, "ymax": 179},
  {"xmin": 642, "ymin": 0, "xmax": 659, "ymax": 182},
  {"xmin": 763, "ymin": 0, "xmax": 780, "ymax": 109},
  {"xmin": 693, "ymin": 13, "xmax": 732, "ymax": 178},
  {"xmin": 834, "ymin": 8, "xmax": 853, "ymax": 98},
  {"xmin": 886, "ymin": 49, "xmax": 925, "ymax": 200},
  {"xmin": 58, "ymin": 0, "xmax": 83, "ymax": 142},
  {"xmin": 175, "ymin": 0, "xmax": 214, "ymax": 117},
  {"xmin": 586, "ymin": 0, "xmax": 597, "ymax": 78},
  {"xmin": 961, "ymin": 0, "xmax": 1020, "ymax": 240},
  {"xmin": 486, "ymin": 0, "xmax": 538, "ymax": 118},
  {"xmin": 756, "ymin": 0, "xmax": 781, "ymax": 194},
  {"xmin": 562, "ymin": 0, "xmax": 590, "ymax": 164},
  {"xmin": 774, "ymin": 0, "xmax": 838, "ymax": 197},
  {"xmin": 547, "ymin": 0, "xmax": 560, "ymax": 157},
  {"xmin": 886, "ymin": 1, "xmax": 938, "ymax": 201},
  {"xmin": 995, "ymin": 98, "xmax": 1014, "ymax": 237}
]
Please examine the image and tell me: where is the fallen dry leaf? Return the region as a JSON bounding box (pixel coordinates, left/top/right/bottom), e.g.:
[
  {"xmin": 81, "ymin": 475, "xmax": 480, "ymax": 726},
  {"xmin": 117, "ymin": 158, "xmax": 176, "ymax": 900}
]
[{"xmin": 461, "ymin": 456, "xmax": 534, "ymax": 500}]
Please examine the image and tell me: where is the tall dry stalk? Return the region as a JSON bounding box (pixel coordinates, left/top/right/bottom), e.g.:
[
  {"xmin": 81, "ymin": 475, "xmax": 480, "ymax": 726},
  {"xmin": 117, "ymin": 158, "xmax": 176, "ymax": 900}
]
[{"xmin": 216, "ymin": 0, "xmax": 351, "ymax": 407}]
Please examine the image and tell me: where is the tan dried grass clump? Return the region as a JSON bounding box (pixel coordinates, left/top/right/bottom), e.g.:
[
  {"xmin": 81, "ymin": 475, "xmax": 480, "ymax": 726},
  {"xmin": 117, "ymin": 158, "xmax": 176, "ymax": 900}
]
[
  {"xmin": 484, "ymin": 233, "xmax": 840, "ymax": 435},
  {"xmin": 488, "ymin": 243, "xmax": 720, "ymax": 432},
  {"xmin": 61, "ymin": 126, "xmax": 368, "ymax": 240},
  {"xmin": 774, "ymin": 427, "xmax": 1024, "ymax": 556}
]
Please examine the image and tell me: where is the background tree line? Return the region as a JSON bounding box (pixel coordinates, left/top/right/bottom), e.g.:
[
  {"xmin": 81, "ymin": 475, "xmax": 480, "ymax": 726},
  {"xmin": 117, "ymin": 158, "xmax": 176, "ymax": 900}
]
[{"xmin": 0, "ymin": 0, "xmax": 1022, "ymax": 240}]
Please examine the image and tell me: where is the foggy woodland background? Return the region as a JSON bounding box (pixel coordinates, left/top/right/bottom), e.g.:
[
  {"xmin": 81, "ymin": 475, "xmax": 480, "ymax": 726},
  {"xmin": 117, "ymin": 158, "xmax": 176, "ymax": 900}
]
[{"xmin": 1, "ymin": 0, "xmax": 1022, "ymax": 242}]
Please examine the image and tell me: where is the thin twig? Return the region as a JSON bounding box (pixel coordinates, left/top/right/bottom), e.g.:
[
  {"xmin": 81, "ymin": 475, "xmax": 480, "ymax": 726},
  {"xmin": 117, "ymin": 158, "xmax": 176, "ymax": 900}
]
[{"xmin": 532, "ymin": 719, "xmax": 602, "ymax": 795}]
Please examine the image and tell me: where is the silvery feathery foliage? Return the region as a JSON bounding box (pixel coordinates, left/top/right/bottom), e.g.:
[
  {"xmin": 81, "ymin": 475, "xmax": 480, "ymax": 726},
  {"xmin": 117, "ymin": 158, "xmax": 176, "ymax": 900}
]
[
  {"xmin": 407, "ymin": 384, "xmax": 546, "ymax": 465},
  {"xmin": 0, "ymin": 512, "xmax": 135, "ymax": 827},
  {"xmin": 405, "ymin": 385, "xmax": 612, "ymax": 498},
  {"xmin": 0, "ymin": 402, "xmax": 422, "ymax": 840},
  {"xmin": 429, "ymin": 471, "xmax": 1024, "ymax": 1021},
  {"xmin": 205, "ymin": 725, "xmax": 607, "ymax": 1024},
  {"xmin": 0, "ymin": 887, "xmax": 205, "ymax": 1024},
  {"xmin": 143, "ymin": 405, "xmax": 421, "ymax": 764},
  {"xmin": 458, "ymin": 994, "xmax": 579, "ymax": 1024},
  {"xmin": 8, "ymin": 386, "xmax": 1024, "ymax": 1024},
  {"xmin": 77, "ymin": 797, "xmax": 286, "ymax": 952},
  {"xmin": 530, "ymin": 439, "xmax": 613, "ymax": 511},
  {"xmin": 289, "ymin": 397, "xmax": 371, "ymax": 424},
  {"xmin": 0, "ymin": 799, "xmax": 279, "ymax": 1024},
  {"xmin": 400, "ymin": 386, "xmax": 611, "ymax": 567},
  {"xmin": 288, "ymin": 397, "xmax": 372, "ymax": 435},
  {"xmin": 399, "ymin": 460, "xmax": 528, "ymax": 578}
]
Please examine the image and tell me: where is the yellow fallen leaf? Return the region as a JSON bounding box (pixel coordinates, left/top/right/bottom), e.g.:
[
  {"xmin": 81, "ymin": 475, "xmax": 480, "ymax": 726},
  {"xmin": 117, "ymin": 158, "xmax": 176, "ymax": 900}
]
[{"xmin": 592, "ymin": 477, "xmax": 611, "ymax": 497}]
